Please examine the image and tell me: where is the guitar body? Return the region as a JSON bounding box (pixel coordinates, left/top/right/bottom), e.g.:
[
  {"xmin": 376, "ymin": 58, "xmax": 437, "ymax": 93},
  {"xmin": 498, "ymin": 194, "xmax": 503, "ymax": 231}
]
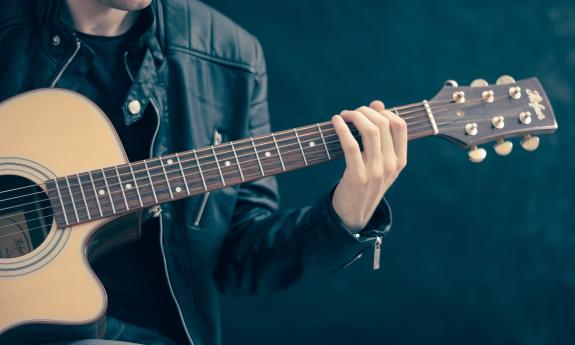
[{"xmin": 0, "ymin": 89, "xmax": 140, "ymax": 344}]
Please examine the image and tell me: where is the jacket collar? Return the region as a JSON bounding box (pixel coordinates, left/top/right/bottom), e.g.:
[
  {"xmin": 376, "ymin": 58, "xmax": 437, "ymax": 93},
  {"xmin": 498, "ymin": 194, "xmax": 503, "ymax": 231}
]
[{"xmin": 37, "ymin": 0, "xmax": 165, "ymax": 126}]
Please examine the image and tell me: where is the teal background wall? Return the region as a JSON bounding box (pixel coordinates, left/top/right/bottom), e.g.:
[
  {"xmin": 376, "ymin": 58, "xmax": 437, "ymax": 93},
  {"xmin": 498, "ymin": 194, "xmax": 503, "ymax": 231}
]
[{"xmin": 206, "ymin": 1, "xmax": 575, "ymax": 344}]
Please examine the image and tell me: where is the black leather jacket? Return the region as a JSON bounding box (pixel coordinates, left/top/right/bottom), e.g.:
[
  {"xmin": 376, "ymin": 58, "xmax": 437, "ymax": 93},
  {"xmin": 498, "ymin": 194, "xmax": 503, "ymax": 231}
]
[{"xmin": 0, "ymin": 1, "xmax": 391, "ymax": 344}]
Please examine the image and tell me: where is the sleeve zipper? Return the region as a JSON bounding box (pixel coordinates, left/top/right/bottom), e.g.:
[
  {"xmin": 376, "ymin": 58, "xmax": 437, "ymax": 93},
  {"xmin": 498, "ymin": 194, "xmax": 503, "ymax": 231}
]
[{"xmin": 373, "ymin": 236, "xmax": 382, "ymax": 270}]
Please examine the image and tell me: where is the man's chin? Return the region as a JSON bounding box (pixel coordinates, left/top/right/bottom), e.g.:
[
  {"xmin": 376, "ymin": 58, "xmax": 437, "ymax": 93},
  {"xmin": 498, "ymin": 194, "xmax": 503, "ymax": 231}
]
[{"xmin": 100, "ymin": 0, "xmax": 152, "ymax": 11}]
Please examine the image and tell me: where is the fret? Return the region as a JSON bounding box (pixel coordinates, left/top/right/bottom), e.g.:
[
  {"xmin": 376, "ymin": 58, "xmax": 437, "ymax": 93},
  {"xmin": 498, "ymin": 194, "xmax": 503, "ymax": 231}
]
[
  {"xmin": 101, "ymin": 169, "xmax": 116, "ymax": 214},
  {"xmin": 76, "ymin": 173, "xmax": 92, "ymax": 220},
  {"xmin": 317, "ymin": 123, "xmax": 331, "ymax": 160},
  {"xmin": 143, "ymin": 160, "xmax": 159, "ymax": 203},
  {"xmin": 131, "ymin": 161, "xmax": 157, "ymax": 206},
  {"xmin": 78, "ymin": 172, "xmax": 99, "ymax": 219},
  {"xmin": 271, "ymin": 133, "xmax": 286, "ymax": 171},
  {"xmin": 88, "ymin": 171, "xmax": 104, "ymax": 217},
  {"xmin": 115, "ymin": 164, "xmax": 140, "ymax": 210},
  {"xmin": 90, "ymin": 170, "xmax": 115, "ymax": 216},
  {"xmin": 66, "ymin": 174, "xmax": 90, "ymax": 222},
  {"xmin": 54, "ymin": 178, "xmax": 69, "ymax": 225},
  {"xmin": 252, "ymin": 136, "xmax": 284, "ymax": 175},
  {"xmin": 193, "ymin": 150, "xmax": 208, "ymax": 191},
  {"xmin": 250, "ymin": 137, "xmax": 265, "ymax": 176},
  {"xmin": 115, "ymin": 166, "xmax": 130, "ymax": 211},
  {"xmin": 230, "ymin": 142, "xmax": 245, "ymax": 181},
  {"xmin": 296, "ymin": 126, "xmax": 329, "ymax": 164},
  {"xmin": 102, "ymin": 167, "xmax": 129, "ymax": 213},
  {"xmin": 228, "ymin": 140, "xmax": 259, "ymax": 181},
  {"xmin": 175, "ymin": 153, "xmax": 191, "ymax": 195},
  {"xmin": 212, "ymin": 144, "xmax": 243, "ymax": 185},
  {"xmin": 128, "ymin": 164, "xmax": 144, "ymax": 207},
  {"xmin": 273, "ymin": 131, "xmax": 307, "ymax": 171},
  {"xmin": 176, "ymin": 152, "xmax": 205, "ymax": 193},
  {"xmin": 163, "ymin": 156, "xmax": 188, "ymax": 197},
  {"xmin": 159, "ymin": 158, "xmax": 174, "ymax": 199},
  {"xmin": 294, "ymin": 129, "xmax": 308, "ymax": 166},
  {"xmin": 146, "ymin": 158, "xmax": 172, "ymax": 203},
  {"xmin": 211, "ymin": 146, "xmax": 226, "ymax": 186},
  {"xmin": 64, "ymin": 177, "xmax": 80, "ymax": 223}
]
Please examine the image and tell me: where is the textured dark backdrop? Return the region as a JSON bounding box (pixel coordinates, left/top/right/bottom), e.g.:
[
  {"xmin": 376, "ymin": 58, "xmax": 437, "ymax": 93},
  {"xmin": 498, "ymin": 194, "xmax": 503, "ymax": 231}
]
[{"xmin": 205, "ymin": 1, "xmax": 575, "ymax": 344}]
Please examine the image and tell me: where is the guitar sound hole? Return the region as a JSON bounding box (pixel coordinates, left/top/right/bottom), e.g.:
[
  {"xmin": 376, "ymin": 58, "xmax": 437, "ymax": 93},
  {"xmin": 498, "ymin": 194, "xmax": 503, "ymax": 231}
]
[{"xmin": 0, "ymin": 175, "xmax": 53, "ymax": 259}]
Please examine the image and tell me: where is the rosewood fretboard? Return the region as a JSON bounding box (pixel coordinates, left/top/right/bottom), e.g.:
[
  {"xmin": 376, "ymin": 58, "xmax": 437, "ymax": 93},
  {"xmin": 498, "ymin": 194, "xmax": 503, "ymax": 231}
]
[{"xmin": 45, "ymin": 104, "xmax": 435, "ymax": 228}]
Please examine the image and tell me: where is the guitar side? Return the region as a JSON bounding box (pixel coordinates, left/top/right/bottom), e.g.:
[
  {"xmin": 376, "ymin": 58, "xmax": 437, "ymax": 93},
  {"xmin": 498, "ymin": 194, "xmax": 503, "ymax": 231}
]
[{"xmin": 0, "ymin": 89, "xmax": 136, "ymax": 344}]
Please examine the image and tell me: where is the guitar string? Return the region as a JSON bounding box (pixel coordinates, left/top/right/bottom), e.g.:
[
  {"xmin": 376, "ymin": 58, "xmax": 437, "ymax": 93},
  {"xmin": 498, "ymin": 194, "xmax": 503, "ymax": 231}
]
[
  {"xmin": 0, "ymin": 124, "xmax": 425, "ymax": 218},
  {"xmin": 1, "ymin": 106, "xmax": 530, "ymax": 235},
  {"xmin": 0, "ymin": 96, "xmax": 526, "ymax": 217},
  {"xmin": 0, "ymin": 97, "xmax": 527, "ymax": 216},
  {"xmin": 1, "ymin": 103, "xmax": 485, "ymax": 217},
  {"xmin": 0, "ymin": 97, "xmax": 476, "ymax": 197},
  {"xmin": 0, "ymin": 127, "xmax": 434, "ymax": 235},
  {"xmin": 0, "ymin": 113, "xmax": 432, "ymax": 208},
  {"xmin": 0, "ymin": 94, "xmax": 524, "ymax": 205},
  {"xmin": 0, "ymin": 109, "xmax": 433, "ymax": 203}
]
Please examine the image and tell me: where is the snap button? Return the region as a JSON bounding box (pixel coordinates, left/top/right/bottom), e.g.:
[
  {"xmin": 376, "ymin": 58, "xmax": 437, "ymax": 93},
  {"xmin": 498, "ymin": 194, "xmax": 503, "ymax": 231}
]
[
  {"xmin": 128, "ymin": 99, "xmax": 141, "ymax": 115},
  {"xmin": 52, "ymin": 35, "xmax": 61, "ymax": 46}
]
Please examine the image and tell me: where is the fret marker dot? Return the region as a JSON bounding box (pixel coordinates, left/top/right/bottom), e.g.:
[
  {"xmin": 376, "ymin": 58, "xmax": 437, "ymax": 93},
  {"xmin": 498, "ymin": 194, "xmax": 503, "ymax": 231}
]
[
  {"xmin": 224, "ymin": 161, "xmax": 231, "ymax": 167},
  {"xmin": 98, "ymin": 189, "xmax": 105, "ymax": 195},
  {"xmin": 175, "ymin": 187, "xmax": 182, "ymax": 193},
  {"xmin": 125, "ymin": 183, "xmax": 132, "ymax": 189},
  {"xmin": 264, "ymin": 151, "xmax": 271, "ymax": 158},
  {"xmin": 309, "ymin": 141, "xmax": 316, "ymax": 148},
  {"xmin": 167, "ymin": 159, "xmax": 174, "ymax": 164}
]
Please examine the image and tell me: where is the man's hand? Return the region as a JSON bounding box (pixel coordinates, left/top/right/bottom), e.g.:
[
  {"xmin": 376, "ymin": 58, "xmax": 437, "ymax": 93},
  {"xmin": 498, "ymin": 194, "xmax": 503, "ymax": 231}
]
[{"xmin": 331, "ymin": 100, "xmax": 408, "ymax": 232}]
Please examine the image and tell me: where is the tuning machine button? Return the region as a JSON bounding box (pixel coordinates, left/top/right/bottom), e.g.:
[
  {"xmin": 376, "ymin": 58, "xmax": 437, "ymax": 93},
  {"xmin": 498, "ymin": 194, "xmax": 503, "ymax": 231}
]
[
  {"xmin": 509, "ymin": 86, "xmax": 522, "ymax": 99},
  {"xmin": 465, "ymin": 122, "xmax": 478, "ymax": 136},
  {"xmin": 468, "ymin": 145, "xmax": 487, "ymax": 163},
  {"xmin": 471, "ymin": 79, "xmax": 488, "ymax": 87},
  {"xmin": 453, "ymin": 91, "xmax": 466, "ymax": 103},
  {"xmin": 519, "ymin": 111, "xmax": 532, "ymax": 124},
  {"xmin": 496, "ymin": 75, "xmax": 516, "ymax": 85},
  {"xmin": 494, "ymin": 138, "xmax": 513, "ymax": 156},
  {"xmin": 482, "ymin": 90, "xmax": 495, "ymax": 103},
  {"xmin": 520, "ymin": 134, "xmax": 540, "ymax": 151},
  {"xmin": 444, "ymin": 80, "xmax": 459, "ymax": 87},
  {"xmin": 492, "ymin": 115, "xmax": 505, "ymax": 129}
]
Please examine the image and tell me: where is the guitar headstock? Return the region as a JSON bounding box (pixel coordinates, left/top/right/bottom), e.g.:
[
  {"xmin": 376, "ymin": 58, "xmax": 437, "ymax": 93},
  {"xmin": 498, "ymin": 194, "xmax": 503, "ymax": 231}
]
[{"xmin": 429, "ymin": 76, "xmax": 558, "ymax": 163}]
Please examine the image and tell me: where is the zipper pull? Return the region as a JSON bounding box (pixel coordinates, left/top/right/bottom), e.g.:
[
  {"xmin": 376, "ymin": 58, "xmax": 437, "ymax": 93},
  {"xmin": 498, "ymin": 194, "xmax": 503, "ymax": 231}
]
[{"xmin": 373, "ymin": 236, "xmax": 382, "ymax": 270}]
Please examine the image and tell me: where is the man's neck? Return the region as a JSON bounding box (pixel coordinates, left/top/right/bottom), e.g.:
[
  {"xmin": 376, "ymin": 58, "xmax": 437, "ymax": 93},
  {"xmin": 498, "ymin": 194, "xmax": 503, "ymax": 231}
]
[{"xmin": 62, "ymin": 0, "xmax": 139, "ymax": 36}]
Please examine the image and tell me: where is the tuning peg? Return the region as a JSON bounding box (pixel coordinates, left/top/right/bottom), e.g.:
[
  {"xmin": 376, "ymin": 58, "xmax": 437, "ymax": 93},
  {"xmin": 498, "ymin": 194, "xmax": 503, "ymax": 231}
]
[
  {"xmin": 520, "ymin": 134, "xmax": 540, "ymax": 151},
  {"xmin": 496, "ymin": 75, "xmax": 515, "ymax": 85},
  {"xmin": 468, "ymin": 145, "xmax": 487, "ymax": 163},
  {"xmin": 493, "ymin": 138, "xmax": 513, "ymax": 156},
  {"xmin": 470, "ymin": 79, "xmax": 488, "ymax": 87},
  {"xmin": 444, "ymin": 80, "xmax": 459, "ymax": 87}
]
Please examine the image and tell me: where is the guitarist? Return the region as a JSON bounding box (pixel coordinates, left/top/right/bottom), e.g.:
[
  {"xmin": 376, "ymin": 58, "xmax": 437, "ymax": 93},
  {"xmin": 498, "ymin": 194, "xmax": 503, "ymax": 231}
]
[{"xmin": 0, "ymin": 0, "xmax": 407, "ymax": 344}]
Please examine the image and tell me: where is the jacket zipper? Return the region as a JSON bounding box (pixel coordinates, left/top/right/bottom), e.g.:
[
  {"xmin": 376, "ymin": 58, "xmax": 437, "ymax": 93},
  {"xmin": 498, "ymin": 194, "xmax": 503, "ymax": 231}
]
[
  {"xmin": 373, "ymin": 236, "xmax": 382, "ymax": 270},
  {"xmin": 193, "ymin": 129, "xmax": 222, "ymax": 227},
  {"xmin": 49, "ymin": 37, "xmax": 81, "ymax": 88},
  {"xmin": 124, "ymin": 52, "xmax": 196, "ymax": 345}
]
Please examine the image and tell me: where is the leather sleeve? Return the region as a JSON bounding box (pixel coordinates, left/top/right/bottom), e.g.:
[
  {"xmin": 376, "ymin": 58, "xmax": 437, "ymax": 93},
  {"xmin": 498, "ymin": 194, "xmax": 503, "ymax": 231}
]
[{"xmin": 213, "ymin": 39, "xmax": 392, "ymax": 295}]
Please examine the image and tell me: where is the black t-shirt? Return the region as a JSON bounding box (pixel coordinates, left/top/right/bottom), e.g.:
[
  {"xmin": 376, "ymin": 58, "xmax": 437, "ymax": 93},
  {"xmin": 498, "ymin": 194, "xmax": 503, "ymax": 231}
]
[{"xmin": 75, "ymin": 27, "xmax": 189, "ymax": 344}]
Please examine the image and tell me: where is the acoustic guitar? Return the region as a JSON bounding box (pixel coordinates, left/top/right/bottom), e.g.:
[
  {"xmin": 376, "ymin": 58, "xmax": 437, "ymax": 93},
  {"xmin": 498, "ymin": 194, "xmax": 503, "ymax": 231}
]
[{"xmin": 0, "ymin": 76, "xmax": 557, "ymax": 344}]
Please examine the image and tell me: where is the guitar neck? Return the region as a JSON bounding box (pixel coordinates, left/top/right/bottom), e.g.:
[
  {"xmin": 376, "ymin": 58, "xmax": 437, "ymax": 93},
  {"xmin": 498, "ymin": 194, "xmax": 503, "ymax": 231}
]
[{"xmin": 46, "ymin": 101, "xmax": 434, "ymax": 227}]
